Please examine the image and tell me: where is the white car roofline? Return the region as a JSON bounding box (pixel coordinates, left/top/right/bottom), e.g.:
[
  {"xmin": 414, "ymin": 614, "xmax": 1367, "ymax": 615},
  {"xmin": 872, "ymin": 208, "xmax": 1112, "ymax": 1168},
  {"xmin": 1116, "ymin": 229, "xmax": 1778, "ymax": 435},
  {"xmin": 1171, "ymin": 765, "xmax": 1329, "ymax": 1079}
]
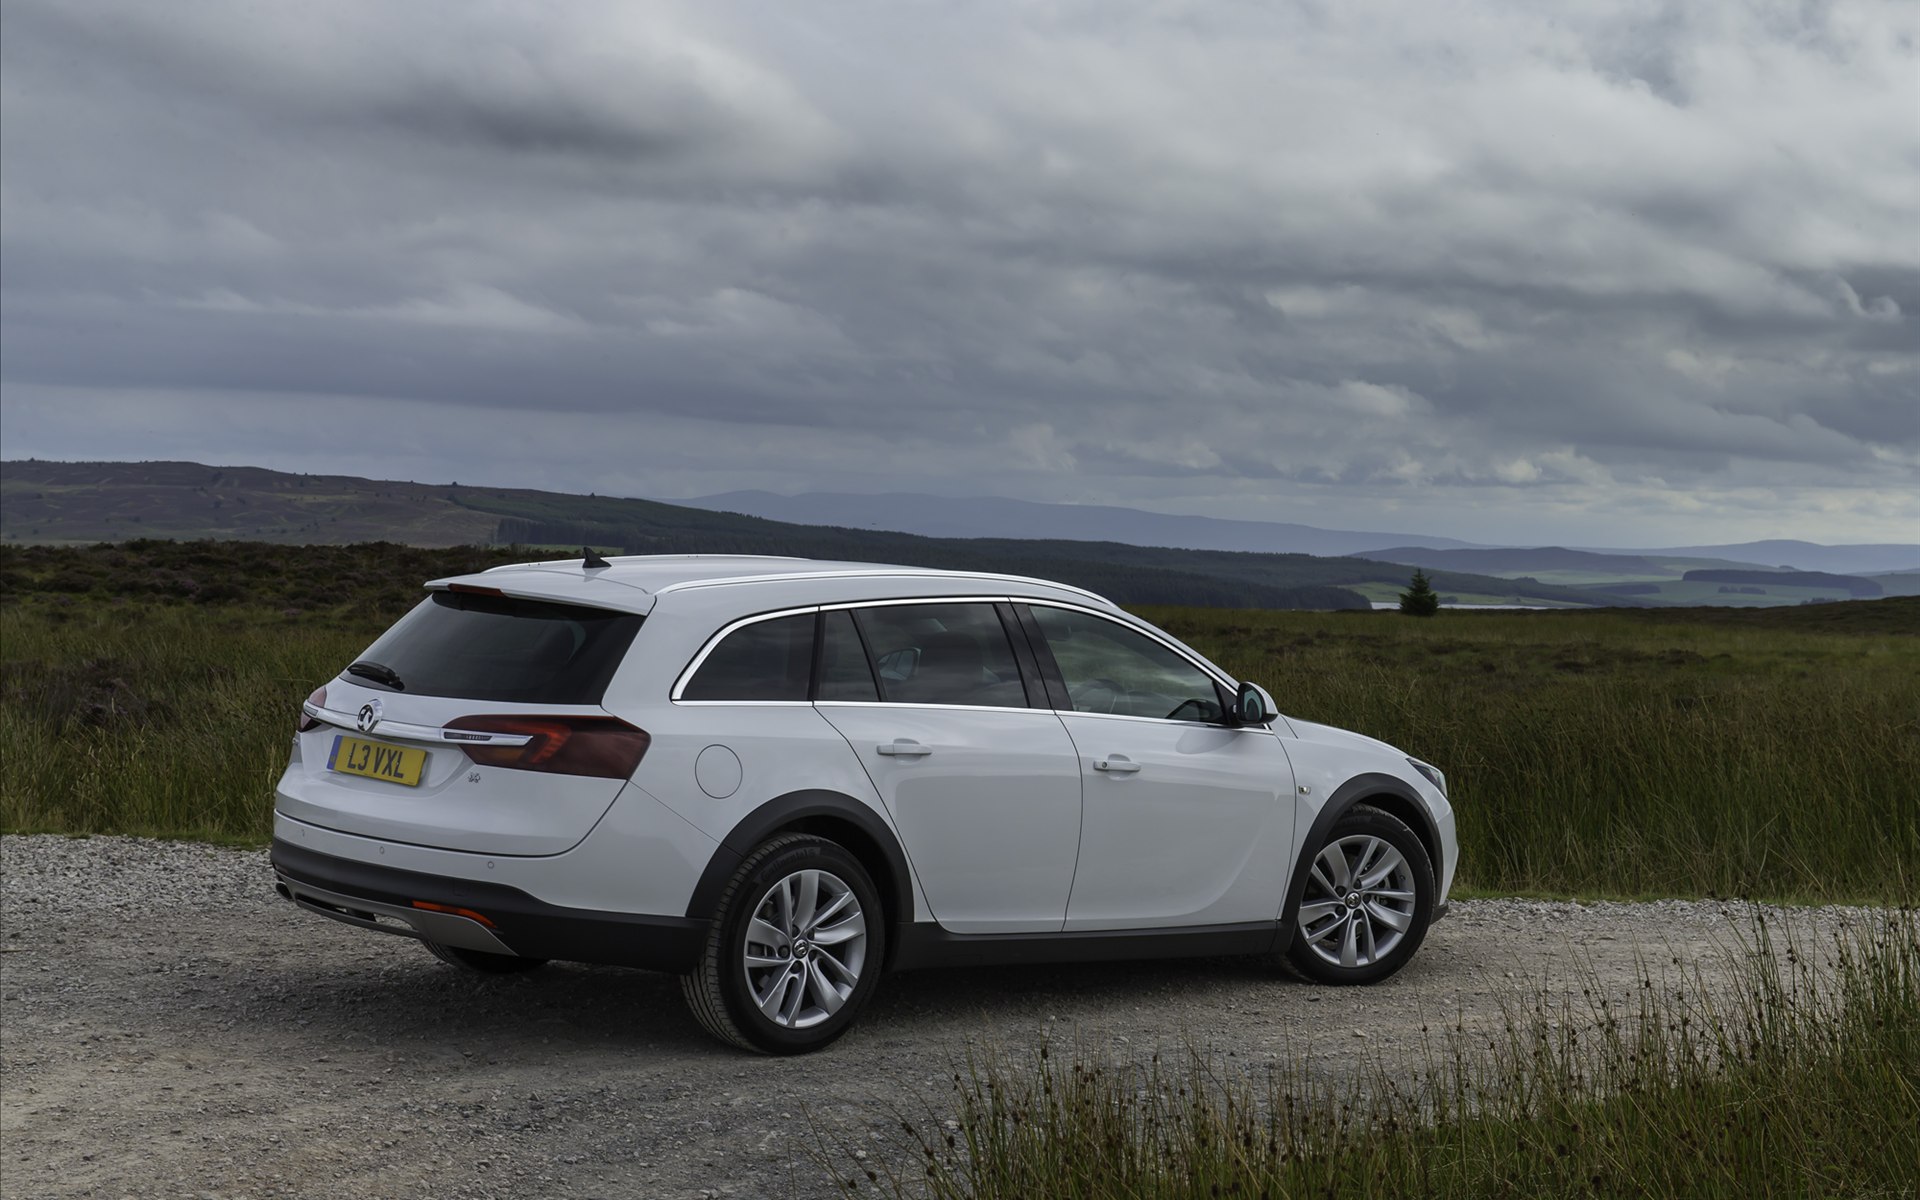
[
  {"xmin": 478, "ymin": 553, "xmax": 812, "ymax": 573},
  {"xmin": 648, "ymin": 567, "xmax": 1114, "ymax": 607}
]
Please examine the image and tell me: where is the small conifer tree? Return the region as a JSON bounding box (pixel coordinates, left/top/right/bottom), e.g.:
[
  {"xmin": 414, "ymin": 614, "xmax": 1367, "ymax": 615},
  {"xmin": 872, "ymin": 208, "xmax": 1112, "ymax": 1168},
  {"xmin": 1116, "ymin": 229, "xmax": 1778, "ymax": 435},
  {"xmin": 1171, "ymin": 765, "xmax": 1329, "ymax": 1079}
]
[{"xmin": 1399, "ymin": 568, "xmax": 1440, "ymax": 617}]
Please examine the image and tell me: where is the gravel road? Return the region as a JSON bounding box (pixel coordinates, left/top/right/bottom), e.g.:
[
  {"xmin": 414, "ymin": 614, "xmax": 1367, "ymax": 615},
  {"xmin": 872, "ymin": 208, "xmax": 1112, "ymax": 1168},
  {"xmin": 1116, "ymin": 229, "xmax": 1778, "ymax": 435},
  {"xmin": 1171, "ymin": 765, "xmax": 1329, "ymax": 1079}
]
[{"xmin": 0, "ymin": 835, "xmax": 1871, "ymax": 1200}]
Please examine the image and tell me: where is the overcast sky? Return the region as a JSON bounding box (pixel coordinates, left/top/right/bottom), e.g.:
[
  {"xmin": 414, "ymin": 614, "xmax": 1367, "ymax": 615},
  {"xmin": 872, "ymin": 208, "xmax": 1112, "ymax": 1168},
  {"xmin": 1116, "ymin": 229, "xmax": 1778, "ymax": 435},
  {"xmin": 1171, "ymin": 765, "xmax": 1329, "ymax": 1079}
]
[{"xmin": 2, "ymin": 0, "xmax": 1916, "ymax": 546}]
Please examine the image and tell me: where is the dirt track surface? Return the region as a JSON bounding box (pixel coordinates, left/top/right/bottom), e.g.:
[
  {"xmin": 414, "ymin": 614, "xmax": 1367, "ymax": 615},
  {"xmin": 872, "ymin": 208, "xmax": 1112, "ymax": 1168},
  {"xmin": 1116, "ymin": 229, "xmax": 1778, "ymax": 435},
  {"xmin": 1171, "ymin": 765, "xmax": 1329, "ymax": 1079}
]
[{"xmin": 0, "ymin": 835, "xmax": 1868, "ymax": 1199}]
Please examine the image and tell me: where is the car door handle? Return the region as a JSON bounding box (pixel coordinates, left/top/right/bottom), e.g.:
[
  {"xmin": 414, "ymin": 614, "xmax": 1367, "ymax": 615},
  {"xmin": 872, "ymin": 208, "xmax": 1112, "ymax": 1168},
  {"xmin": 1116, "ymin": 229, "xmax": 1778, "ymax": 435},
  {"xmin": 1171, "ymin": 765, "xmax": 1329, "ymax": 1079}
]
[
  {"xmin": 875, "ymin": 740, "xmax": 932, "ymax": 757},
  {"xmin": 1092, "ymin": 756, "xmax": 1141, "ymax": 774}
]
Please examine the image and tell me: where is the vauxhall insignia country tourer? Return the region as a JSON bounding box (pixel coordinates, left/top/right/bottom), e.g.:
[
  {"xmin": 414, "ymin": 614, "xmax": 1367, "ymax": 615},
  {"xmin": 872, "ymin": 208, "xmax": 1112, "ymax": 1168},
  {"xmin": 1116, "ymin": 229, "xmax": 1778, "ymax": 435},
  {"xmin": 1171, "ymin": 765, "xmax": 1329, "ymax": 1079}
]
[{"xmin": 271, "ymin": 554, "xmax": 1456, "ymax": 1053}]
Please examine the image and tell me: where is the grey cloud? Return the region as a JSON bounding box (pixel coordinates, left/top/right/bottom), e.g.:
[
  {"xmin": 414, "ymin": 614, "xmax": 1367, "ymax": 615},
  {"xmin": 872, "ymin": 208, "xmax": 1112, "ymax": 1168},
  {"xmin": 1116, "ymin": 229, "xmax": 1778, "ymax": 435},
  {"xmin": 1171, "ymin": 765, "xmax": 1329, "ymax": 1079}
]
[{"xmin": 2, "ymin": 0, "xmax": 1916, "ymax": 544}]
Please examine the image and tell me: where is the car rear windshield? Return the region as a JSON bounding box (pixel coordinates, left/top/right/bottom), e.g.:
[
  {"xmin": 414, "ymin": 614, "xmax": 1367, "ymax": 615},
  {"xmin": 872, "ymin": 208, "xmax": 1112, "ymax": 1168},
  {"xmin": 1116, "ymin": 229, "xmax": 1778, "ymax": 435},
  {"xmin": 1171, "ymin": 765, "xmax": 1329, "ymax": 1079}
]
[{"xmin": 347, "ymin": 591, "xmax": 644, "ymax": 704}]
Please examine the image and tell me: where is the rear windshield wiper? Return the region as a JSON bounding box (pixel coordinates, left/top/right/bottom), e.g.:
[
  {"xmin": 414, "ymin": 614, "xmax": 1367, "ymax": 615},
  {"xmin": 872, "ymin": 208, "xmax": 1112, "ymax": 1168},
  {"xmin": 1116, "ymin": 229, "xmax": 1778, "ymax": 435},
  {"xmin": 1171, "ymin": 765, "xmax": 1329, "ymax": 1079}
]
[{"xmin": 347, "ymin": 660, "xmax": 405, "ymax": 690}]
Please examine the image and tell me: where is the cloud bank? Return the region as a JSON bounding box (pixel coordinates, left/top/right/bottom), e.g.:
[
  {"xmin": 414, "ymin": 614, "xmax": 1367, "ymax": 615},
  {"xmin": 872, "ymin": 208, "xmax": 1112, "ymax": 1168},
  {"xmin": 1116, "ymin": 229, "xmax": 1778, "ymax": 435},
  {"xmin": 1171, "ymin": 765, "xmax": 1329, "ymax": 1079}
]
[{"xmin": 2, "ymin": 0, "xmax": 1915, "ymax": 543}]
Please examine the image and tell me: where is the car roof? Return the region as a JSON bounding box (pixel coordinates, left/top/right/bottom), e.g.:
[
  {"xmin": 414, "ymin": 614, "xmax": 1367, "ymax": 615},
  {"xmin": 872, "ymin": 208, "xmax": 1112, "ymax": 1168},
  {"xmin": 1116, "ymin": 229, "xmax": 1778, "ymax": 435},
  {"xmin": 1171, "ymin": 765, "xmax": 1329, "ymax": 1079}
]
[{"xmin": 423, "ymin": 554, "xmax": 1116, "ymax": 615}]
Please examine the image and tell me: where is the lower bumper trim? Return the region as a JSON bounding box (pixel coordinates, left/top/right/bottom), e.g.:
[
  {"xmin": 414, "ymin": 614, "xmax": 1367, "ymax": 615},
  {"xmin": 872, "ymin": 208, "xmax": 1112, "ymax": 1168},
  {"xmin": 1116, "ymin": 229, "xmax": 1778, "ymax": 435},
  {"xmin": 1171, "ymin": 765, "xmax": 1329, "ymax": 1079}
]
[
  {"xmin": 270, "ymin": 839, "xmax": 705, "ymax": 973},
  {"xmin": 275, "ymin": 876, "xmax": 518, "ymax": 955}
]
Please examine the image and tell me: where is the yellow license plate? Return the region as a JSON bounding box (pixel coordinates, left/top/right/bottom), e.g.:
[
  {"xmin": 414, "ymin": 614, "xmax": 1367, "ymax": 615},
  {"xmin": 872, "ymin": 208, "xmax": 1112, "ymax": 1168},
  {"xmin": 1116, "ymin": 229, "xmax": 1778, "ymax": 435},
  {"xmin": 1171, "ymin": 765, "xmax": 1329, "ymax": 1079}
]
[{"xmin": 328, "ymin": 735, "xmax": 427, "ymax": 787}]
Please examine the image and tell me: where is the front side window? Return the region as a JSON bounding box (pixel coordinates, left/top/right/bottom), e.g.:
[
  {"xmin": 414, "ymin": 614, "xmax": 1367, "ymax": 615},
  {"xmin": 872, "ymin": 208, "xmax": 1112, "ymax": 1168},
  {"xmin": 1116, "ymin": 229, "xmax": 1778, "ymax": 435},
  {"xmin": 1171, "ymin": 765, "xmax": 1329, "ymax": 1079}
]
[
  {"xmin": 1029, "ymin": 606, "xmax": 1224, "ymax": 722},
  {"xmin": 681, "ymin": 612, "xmax": 814, "ymax": 701},
  {"xmin": 853, "ymin": 604, "xmax": 1028, "ymax": 708}
]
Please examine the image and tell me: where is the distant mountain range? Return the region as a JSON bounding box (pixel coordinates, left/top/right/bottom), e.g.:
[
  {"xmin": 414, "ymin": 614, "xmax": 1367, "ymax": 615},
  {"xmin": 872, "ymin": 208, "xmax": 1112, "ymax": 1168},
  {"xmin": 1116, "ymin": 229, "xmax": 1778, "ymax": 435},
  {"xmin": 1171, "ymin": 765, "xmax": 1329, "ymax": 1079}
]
[
  {"xmin": 6, "ymin": 461, "xmax": 1909, "ymax": 610},
  {"xmin": 687, "ymin": 491, "xmax": 1919, "ymax": 577},
  {"xmin": 0, "ymin": 459, "xmax": 1645, "ymax": 611},
  {"xmin": 687, "ymin": 490, "xmax": 1486, "ymax": 556}
]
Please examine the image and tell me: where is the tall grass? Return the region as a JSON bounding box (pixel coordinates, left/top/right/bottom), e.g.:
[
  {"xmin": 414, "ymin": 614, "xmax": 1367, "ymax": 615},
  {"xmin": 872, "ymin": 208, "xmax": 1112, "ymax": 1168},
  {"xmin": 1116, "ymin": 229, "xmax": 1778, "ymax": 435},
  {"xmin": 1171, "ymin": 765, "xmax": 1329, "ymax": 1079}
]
[
  {"xmin": 0, "ymin": 604, "xmax": 371, "ymax": 842},
  {"xmin": 1143, "ymin": 606, "xmax": 1920, "ymax": 902},
  {"xmin": 835, "ymin": 911, "xmax": 1919, "ymax": 1199},
  {"xmin": 1, "ymin": 577, "xmax": 1914, "ymax": 902}
]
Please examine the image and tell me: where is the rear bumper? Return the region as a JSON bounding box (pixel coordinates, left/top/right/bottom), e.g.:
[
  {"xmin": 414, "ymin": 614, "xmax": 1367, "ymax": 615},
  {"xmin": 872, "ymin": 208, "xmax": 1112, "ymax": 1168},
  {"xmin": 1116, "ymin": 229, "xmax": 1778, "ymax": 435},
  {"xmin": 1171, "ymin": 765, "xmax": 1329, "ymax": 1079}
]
[{"xmin": 270, "ymin": 839, "xmax": 705, "ymax": 973}]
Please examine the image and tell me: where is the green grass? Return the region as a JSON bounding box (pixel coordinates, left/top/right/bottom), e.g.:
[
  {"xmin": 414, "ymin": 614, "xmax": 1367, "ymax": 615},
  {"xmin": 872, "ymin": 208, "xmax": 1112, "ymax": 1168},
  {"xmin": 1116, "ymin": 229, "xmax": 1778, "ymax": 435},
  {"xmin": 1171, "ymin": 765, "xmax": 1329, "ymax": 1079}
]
[
  {"xmin": 835, "ymin": 911, "xmax": 1920, "ymax": 1199},
  {"xmin": 1140, "ymin": 602, "xmax": 1920, "ymax": 902},
  {"xmin": 0, "ymin": 604, "xmax": 374, "ymax": 841},
  {"xmin": 3, "ymin": 545, "xmax": 1915, "ymax": 903}
]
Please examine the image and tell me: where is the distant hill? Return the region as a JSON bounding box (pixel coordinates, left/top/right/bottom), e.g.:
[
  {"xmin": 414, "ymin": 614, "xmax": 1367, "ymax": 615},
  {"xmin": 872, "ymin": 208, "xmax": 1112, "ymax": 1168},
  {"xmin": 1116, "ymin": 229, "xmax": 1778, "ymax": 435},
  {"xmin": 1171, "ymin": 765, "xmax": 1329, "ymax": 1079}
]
[
  {"xmin": 1581, "ymin": 539, "xmax": 1920, "ymax": 577},
  {"xmin": 0, "ymin": 460, "xmax": 1648, "ymax": 611},
  {"xmin": 686, "ymin": 490, "xmax": 1486, "ymax": 556},
  {"xmin": 1682, "ymin": 569, "xmax": 1883, "ymax": 598},
  {"xmin": 1866, "ymin": 571, "xmax": 1920, "ymax": 598},
  {"xmin": 1362, "ymin": 546, "xmax": 1682, "ymax": 576},
  {"xmin": 684, "ymin": 491, "xmax": 1918, "ymax": 576}
]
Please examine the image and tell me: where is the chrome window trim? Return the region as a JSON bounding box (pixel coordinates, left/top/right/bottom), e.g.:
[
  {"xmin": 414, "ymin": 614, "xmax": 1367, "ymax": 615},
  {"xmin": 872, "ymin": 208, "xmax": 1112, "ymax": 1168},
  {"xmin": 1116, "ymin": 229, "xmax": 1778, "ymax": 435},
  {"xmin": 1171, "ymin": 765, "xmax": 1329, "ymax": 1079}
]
[
  {"xmin": 670, "ymin": 605, "xmax": 821, "ymax": 702},
  {"xmin": 812, "ymin": 700, "xmax": 1058, "ymax": 716},
  {"xmin": 667, "ymin": 594, "xmax": 1241, "ymax": 716},
  {"xmin": 672, "ymin": 595, "xmax": 1048, "ymax": 708}
]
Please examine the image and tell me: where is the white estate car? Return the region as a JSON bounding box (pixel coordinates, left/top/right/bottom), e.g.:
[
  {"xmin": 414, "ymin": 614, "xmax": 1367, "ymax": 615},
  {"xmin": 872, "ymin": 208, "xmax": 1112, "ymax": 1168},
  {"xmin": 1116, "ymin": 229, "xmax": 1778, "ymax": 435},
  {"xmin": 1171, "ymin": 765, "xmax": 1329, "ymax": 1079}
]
[{"xmin": 272, "ymin": 554, "xmax": 1456, "ymax": 1053}]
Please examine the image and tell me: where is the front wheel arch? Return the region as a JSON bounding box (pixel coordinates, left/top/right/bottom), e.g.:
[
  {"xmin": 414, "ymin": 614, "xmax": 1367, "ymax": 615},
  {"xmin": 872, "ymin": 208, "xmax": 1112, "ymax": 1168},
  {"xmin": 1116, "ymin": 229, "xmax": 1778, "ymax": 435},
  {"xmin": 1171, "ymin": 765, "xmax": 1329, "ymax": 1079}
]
[{"xmin": 1280, "ymin": 774, "xmax": 1440, "ymax": 942}]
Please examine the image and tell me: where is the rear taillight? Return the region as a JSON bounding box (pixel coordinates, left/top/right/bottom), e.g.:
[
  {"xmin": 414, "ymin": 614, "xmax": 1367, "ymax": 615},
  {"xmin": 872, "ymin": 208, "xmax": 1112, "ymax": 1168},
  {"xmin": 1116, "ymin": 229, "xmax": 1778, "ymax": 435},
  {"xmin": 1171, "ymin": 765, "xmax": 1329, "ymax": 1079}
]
[
  {"xmin": 297, "ymin": 686, "xmax": 327, "ymax": 733},
  {"xmin": 443, "ymin": 715, "xmax": 650, "ymax": 780}
]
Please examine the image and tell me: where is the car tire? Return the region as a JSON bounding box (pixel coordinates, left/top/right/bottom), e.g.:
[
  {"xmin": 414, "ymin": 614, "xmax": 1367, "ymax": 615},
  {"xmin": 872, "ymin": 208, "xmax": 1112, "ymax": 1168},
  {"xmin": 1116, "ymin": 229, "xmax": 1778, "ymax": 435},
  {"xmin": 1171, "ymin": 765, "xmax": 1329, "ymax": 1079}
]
[
  {"xmin": 1284, "ymin": 804, "xmax": 1434, "ymax": 985},
  {"xmin": 681, "ymin": 833, "xmax": 885, "ymax": 1055},
  {"xmin": 425, "ymin": 941, "xmax": 549, "ymax": 974}
]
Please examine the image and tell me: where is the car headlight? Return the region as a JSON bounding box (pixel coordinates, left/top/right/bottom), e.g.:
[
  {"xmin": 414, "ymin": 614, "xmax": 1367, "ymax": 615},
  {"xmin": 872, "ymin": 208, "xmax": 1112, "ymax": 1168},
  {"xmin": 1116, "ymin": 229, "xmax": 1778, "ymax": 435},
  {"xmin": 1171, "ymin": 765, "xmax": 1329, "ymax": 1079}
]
[{"xmin": 1408, "ymin": 758, "xmax": 1447, "ymax": 797}]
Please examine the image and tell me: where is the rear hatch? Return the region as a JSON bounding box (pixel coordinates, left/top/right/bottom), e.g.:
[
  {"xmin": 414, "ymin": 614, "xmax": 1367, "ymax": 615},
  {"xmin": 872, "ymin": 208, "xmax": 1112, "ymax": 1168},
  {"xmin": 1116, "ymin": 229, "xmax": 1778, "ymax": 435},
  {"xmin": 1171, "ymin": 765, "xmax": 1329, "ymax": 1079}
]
[{"xmin": 277, "ymin": 590, "xmax": 647, "ymax": 855}]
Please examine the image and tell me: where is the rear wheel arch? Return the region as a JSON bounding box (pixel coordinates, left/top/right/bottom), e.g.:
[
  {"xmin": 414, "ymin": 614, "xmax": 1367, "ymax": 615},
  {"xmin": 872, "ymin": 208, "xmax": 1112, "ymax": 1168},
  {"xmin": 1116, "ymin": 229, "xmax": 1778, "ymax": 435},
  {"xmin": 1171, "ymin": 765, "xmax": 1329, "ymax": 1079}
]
[{"xmin": 686, "ymin": 790, "xmax": 913, "ymax": 946}]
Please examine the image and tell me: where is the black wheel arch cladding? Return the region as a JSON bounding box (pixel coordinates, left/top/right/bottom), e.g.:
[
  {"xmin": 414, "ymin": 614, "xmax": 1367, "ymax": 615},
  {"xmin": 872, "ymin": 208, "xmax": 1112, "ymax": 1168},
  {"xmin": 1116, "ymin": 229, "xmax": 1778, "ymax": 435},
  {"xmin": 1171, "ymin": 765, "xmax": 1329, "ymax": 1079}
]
[
  {"xmin": 1282, "ymin": 773, "xmax": 1441, "ymax": 933},
  {"xmin": 685, "ymin": 789, "xmax": 914, "ymax": 930}
]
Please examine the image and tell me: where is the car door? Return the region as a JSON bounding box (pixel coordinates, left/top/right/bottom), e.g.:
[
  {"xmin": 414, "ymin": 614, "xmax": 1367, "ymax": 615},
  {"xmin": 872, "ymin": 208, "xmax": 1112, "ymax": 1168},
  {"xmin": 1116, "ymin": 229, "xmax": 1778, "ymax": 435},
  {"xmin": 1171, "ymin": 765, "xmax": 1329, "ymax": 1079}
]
[
  {"xmin": 1019, "ymin": 603, "xmax": 1297, "ymax": 932},
  {"xmin": 813, "ymin": 602, "xmax": 1084, "ymax": 934}
]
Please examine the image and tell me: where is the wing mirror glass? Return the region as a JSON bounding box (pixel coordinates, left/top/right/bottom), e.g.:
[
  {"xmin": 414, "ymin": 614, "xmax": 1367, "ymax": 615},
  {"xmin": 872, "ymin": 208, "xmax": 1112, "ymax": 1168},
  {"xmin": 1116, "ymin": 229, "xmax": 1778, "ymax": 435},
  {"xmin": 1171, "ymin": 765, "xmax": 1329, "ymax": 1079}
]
[{"xmin": 1232, "ymin": 681, "xmax": 1276, "ymax": 725}]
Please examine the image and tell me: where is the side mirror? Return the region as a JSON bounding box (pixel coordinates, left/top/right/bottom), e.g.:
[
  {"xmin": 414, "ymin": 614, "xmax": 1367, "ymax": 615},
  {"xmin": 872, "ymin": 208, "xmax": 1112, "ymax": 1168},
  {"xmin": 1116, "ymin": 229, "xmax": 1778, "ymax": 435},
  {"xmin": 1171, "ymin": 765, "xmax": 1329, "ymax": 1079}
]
[{"xmin": 1232, "ymin": 681, "xmax": 1277, "ymax": 726}]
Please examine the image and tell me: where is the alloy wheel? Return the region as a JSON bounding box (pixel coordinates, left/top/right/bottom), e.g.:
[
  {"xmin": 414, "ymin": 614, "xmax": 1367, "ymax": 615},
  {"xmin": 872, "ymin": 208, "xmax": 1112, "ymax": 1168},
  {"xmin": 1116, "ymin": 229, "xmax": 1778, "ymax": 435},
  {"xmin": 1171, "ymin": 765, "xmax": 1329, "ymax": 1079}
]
[
  {"xmin": 1296, "ymin": 834, "xmax": 1418, "ymax": 969},
  {"xmin": 741, "ymin": 868, "xmax": 868, "ymax": 1029}
]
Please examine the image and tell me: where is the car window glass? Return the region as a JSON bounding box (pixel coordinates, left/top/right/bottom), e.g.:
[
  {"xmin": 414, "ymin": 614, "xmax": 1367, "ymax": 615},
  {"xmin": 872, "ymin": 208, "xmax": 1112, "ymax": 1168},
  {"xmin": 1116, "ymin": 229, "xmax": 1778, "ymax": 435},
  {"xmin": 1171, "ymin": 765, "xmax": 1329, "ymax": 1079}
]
[
  {"xmin": 681, "ymin": 612, "xmax": 814, "ymax": 702},
  {"xmin": 816, "ymin": 609, "xmax": 880, "ymax": 702},
  {"xmin": 853, "ymin": 604, "xmax": 1027, "ymax": 708},
  {"xmin": 350, "ymin": 592, "xmax": 642, "ymax": 703},
  {"xmin": 1030, "ymin": 607, "xmax": 1224, "ymax": 722}
]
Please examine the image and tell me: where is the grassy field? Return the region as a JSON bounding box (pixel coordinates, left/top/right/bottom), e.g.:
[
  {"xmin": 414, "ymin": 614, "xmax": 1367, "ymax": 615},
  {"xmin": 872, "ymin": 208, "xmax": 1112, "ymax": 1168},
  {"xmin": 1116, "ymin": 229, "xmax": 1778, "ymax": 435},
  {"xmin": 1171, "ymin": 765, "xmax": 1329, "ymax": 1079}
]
[
  {"xmin": 1143, "ymin": 601, "xmax": 1919, "ymax": 902},
  {"xmin": 1, "ymin": 543, "xmax": 1915, "ymax": 902},
  {"xmin": 836, "ymin": 910, "xmax": 1919, "ymax": 1199}
]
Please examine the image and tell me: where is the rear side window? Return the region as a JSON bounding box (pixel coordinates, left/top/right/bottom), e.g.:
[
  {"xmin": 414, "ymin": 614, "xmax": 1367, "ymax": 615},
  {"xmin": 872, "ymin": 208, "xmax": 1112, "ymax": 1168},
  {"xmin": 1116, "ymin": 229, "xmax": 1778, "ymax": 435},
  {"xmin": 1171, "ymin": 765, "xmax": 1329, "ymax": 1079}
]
[
  {"xmin": 351, "ymin": 592, "xmax": 642, "ymax": 704},
  {"xmin": 681, "ymin": 612, "xmax": 814, "ymax": 701},
  {"xmin": 853, "ymin": 603, "xmax": 1028, "ymax": 708}
]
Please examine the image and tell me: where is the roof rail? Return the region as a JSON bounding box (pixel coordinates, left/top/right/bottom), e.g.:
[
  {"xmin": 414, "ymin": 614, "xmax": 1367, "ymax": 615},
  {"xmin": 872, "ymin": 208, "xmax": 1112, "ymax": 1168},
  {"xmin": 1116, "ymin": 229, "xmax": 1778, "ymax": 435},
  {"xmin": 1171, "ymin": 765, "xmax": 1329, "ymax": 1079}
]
[
  {"xmin": 479, "ymin": 552, "xmax": 810, "ymax": 574},
  {"xmin": 651, "ymin": 567, "xmax": 1114, "ymax": 606}
]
